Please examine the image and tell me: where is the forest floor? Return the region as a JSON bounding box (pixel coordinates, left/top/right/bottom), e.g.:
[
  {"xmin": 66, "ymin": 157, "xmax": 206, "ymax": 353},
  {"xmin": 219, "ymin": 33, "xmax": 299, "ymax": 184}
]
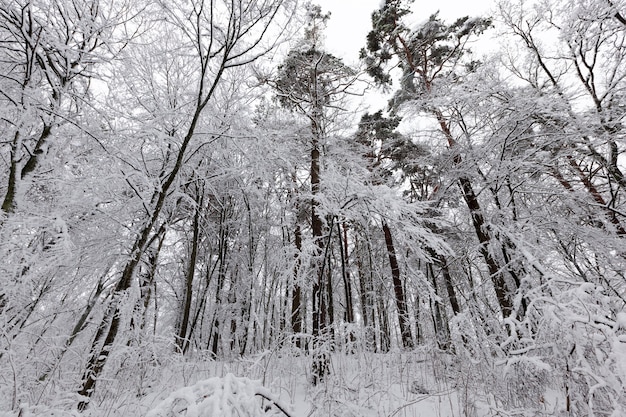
[{"xmin": 1, "ymin": 344, "xmax": 564, "ymax": 416}]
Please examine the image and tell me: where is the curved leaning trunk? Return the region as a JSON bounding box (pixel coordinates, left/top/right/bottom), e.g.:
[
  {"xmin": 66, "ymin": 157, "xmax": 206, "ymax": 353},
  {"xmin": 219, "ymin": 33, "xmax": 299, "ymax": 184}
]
[
  {"xmin": 436, "ymin": 111, "xmax": 518, "ymax": 320},
  {"xmin": 77, "ymin": 58, "xmax": 223, "ymax": 412}
]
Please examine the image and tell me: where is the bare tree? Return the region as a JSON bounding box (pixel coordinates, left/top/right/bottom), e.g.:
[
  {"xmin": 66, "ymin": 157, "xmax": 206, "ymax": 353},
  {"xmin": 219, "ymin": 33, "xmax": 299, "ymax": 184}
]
[
  {"xmin": 76, "ymin": 0, "xmax": 295, "ymax": 408},
  {"xmin": 0, "ymin": 0, "xmax": 119, "ymax": 214}
]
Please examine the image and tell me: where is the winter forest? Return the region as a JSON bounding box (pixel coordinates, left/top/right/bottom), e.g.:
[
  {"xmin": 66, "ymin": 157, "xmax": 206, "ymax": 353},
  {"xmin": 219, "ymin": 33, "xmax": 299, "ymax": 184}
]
[{"xmin": 1, "ymin": 0, "xmax": 625, "ymax": 415}]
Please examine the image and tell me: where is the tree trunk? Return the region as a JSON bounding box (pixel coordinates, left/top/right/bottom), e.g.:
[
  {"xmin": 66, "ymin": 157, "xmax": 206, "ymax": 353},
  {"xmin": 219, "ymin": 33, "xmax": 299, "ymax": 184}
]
[
  {"xmin": 210, "ymin": 210, "xmax": 229, "ymax": 359},
  {"xmin": 310, "ymin": 99, "xmax": 330, "ymax": 384},
  {"xmin": 311, "ymin": 141, "xmax": 324, "ymax": 338},
  {"xmin": 414, "ymin": 292, "xmax": 422, "ymax": 345},
  {"xmin": 37, "ymin": 273, "xmax": 109, "ymax": 383},
  {"xmin": 339, "ymin": 222, "xmax": 355, "ymax": 324},
  {"xmin": 175, "ymin": 200, "xmax": 201, "ymax": 353},
  {"xmin": 140, "ymin": 233, "xmax": 165, "ymax": 333},
  {"xmin": 382, "ymin": 222, "xmax": 414, "ymax": 349},
  {"xmin": 437, "ymin": 254, "xmax": 461, "ymax": 316},
  {"xmin": 77, "ymin": 79, "xmax": 212, "ymax": 408},
  {"xmin": 1, "ymin": 132, "xmax": 20, "ymax": 214},
  {"xmin": 186, "ymin": 260, "xmax": 215, "ymax": 354},
  {"xmin": 356, "ymin": 233, "xmax": 376, "ymax": 351},
  {"xmin": 77, "ymin": 221, "xmax": 156, "ymax": 408},
  {"xmin": 428, "ymin": 264, "xmax": 451, "ymax": 350},
  {"xmin": 376, "ymin": 295, "xmax": 391, "ymax": 353},
  {"xmin": 434, "ymin": 111, "xmax": 517, "ymax": 319},
  {"xmin": 291, "ymin": 224, "xmax": 303, "ymax": 344}
]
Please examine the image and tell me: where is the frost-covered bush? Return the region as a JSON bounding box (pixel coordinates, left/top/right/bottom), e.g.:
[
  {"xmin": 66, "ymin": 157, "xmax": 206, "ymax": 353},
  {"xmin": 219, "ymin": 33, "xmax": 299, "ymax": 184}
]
[
  {"xmin": 146, "ymin": 373, "xmax": 292, "ymax": 417},
  {"xmin": 449, "ymin": 279, "xmax": 626, "ymax": 416},
  {"xmin": 532, "ymin": 281, "xmax": 626, "ymax": 416}
]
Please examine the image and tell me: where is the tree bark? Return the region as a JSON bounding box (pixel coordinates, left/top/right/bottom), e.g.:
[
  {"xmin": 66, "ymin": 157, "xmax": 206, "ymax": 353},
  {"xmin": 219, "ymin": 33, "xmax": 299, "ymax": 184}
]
[
  {"xmin": 439, "ymin": 255, "xmax": 461, "ymax": 316},
  {"xmin": 175, "ymin": 199, "xmax": 201, "ymax": 353},
  {"xmin": 291, "ymin": 224, "xmax": 303, "ymax": 343},
  {"xmin": 1, "ymin": 132, "xmax": 20, "ymax": 214},
  {"xmin": 210, "ymin": 206, "xmax": 230, "ymax": 359},
  {"xmin": 310, "ymin": 93, "xmax": 330, "ymax": 384},
  {"xmin": 338, "ymin": 222, "xmax": 355, "ymax": 324},
  {"xmin": 382, "ymin": 222, "xmax": 414, "ymax": 349},
  {"xmin": 377, "ymin": 295, "xmax": 391, "ymax": 353},
  {"xmin": 428, "ymin": 264, "xmax": 451, "ymax": 350},
  {"xmin": 311, "ymin": 141, "xmax": 324, "ymax": 337}
]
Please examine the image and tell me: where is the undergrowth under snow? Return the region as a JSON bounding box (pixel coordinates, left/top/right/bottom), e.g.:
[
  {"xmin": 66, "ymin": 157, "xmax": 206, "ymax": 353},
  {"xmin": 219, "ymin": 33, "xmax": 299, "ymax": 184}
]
[{"xmin": 1, "ymin": 344, "xmax": 572, "ymax": 417}]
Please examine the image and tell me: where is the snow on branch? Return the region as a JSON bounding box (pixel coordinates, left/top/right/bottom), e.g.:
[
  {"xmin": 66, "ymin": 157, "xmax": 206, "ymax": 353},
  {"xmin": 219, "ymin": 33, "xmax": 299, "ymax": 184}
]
[{"xmin": 146, "ymin": 373, "xmax": 295, "ymax": 417}]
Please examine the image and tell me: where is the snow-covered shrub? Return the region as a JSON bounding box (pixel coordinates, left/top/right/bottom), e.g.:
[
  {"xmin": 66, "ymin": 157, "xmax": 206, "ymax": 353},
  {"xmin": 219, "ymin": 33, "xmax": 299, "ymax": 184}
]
[
  {"xmin": 533, "ymin": 281, "xmax": 626, "ymax": 416},
  {"xmin": 145, "ymin": 373, "xmax": 292, "ymax": 417},
  {"xmin": 454, "ymin": 278, "xmax": 626, "ymax": 416}
]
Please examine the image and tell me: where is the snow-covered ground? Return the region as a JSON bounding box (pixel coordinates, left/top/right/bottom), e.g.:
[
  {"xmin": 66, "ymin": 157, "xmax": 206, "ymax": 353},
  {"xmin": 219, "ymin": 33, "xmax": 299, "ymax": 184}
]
[{"xmin": 2, "ymin": 344, "xmax": 565, "ymax": 417}]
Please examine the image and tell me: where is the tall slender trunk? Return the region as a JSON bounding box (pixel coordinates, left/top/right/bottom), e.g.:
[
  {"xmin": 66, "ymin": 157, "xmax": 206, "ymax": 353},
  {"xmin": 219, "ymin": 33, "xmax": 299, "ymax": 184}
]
[
  {"xmin": 228, "ymin": 275, "xmax": 239, "ymax": 355},
  {"xmin": 382, "ymin": 222, "xmax": 414, "ymax": 349},
  {"xmin": 210, "ymin": 209, "xmax": 229, "ymax": 359},
  {"xmin": 311, "ymin": 144, "xmax": 324, "ymax": 337},
  {"xmin": 324, "ymin": 221, "xmax": 335, "ymax": 331},
  {"xmin": 175, "ymin": 200, "xmax": 201, "ymax": 353},
  {"xmin": 186, "ymin": 260, "xmax": 215, "ymax": 354},
  {"xmin": 414, "ymin": 291, "xmax": 422, "ymax": 345},
  {"xmin": 440, "ymin": 257, "xmax": 461, "ymax": 315},
  {"xmin": 338, "ymin": 222, "xmax": 355, "ymax": 324},
  {"xmin": 377, "ymin": 295, "xmax": 391, "ymax": 353},
  {"xmin": 427, "ymin": 264, "xmax": 451, "ymax": 350},
  {"xmin": 356, "ymin": 233, "xmax": 376, "ymax": 351},
  {"xmin": 435, "ymin": 111, "xmax": 515, "ymax": 319},
  {"xmin": 291, "ymin": 224, "xmax": 303, "ymax": 343},
  {"xmin": 140, "ymin": 233, "xmax": 166, "ymax": 333},
  {"xmin": 310, "ymin": 97, "xmax": 330, "ymax": 384}
]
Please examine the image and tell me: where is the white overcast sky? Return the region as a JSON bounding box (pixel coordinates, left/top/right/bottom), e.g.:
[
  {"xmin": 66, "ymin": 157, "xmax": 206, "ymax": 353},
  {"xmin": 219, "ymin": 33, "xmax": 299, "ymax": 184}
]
[{"xmin": 315, "ymin": 0, "xmax": 497, "ymax": 64}]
